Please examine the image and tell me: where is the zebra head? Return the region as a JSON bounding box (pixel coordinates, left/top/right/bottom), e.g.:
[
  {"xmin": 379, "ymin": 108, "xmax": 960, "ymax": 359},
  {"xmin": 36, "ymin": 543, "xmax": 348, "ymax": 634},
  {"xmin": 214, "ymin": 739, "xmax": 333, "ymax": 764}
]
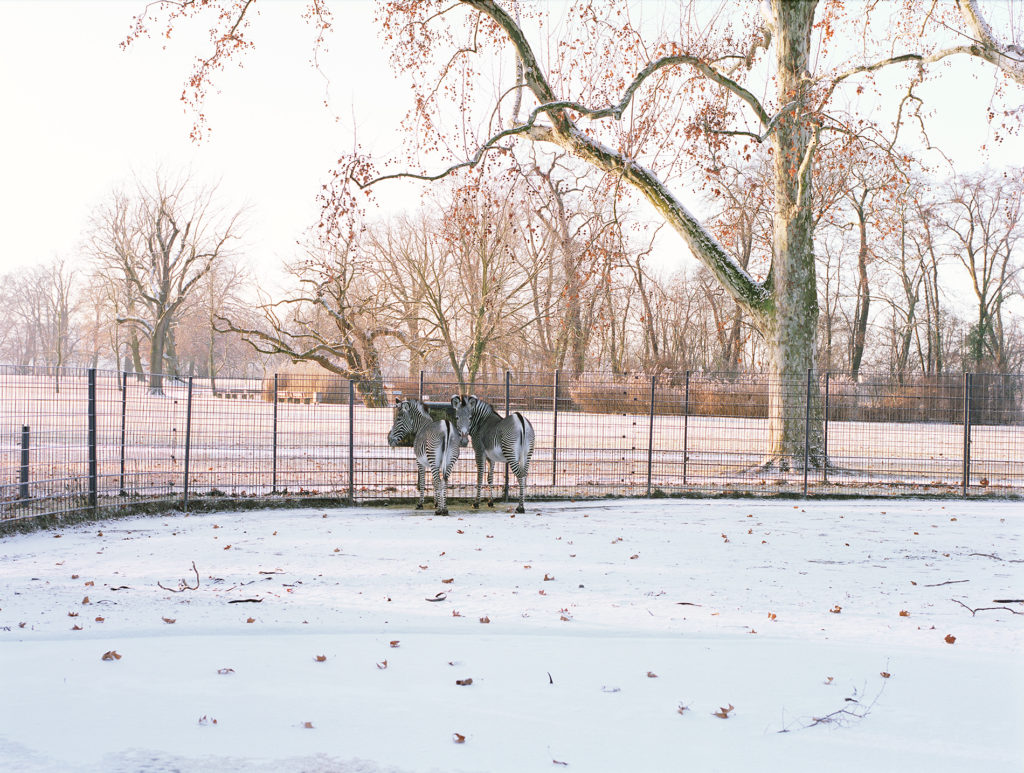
[
  {"xmin": 387, "ymin": 399, "xmax": 415, "ymax": 447},
  {"xmin": 450, "ymin": 394, "xmax": 477, "ymax": 447}
]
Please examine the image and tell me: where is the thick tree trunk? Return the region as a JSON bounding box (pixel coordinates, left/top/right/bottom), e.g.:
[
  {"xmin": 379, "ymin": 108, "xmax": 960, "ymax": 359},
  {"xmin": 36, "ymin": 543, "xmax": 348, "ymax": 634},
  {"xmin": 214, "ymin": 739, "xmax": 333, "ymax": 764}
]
[
  {"xmin": 763, "ymin": 0, "xmax": 824, "ymax": 470},
  {"xmin": 149, "ymin": 323, "xmax": 166, "ymax": 394}
]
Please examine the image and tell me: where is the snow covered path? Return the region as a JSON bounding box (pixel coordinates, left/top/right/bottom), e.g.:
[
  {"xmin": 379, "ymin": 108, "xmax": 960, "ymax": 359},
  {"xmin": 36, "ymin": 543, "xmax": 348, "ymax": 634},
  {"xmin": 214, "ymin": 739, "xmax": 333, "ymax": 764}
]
[{"xmin": 1, "ymin": 498, "xmax": 1021, "ymax": 772}]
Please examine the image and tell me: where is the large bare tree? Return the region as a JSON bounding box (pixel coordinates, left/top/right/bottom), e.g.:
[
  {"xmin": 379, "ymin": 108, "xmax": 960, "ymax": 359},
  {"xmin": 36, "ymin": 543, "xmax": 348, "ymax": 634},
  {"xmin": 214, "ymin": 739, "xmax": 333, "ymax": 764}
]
[
  {"xmin": 126, "ymin": 0, "xmax": 1024, "ymax": 464},
  {"xmin": 89, "ymin": 172, "xmax": 243, "ymax": 394}
]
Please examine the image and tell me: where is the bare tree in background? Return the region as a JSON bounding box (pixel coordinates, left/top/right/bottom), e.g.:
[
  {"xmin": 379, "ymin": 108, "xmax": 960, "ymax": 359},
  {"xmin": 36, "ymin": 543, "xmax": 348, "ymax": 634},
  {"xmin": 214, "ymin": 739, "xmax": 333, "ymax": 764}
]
[
  {"xmin": 89, "ymin": 172, "xmax": 243, "ymax": 394},
  {"xmin": 945, "ymin": 168, "xmax": 1024, "ymax": 372},
  {"xmin": 215, "ymin": 234, "xmax": 393, "ymax": 406}
]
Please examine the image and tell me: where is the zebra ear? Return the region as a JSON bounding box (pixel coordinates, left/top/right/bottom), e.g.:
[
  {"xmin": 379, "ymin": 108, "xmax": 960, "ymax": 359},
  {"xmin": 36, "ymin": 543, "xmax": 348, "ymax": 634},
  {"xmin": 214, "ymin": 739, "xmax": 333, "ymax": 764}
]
[{"xmin": 451, "ymin": 395, "xmax": 461, "ymax": 408}]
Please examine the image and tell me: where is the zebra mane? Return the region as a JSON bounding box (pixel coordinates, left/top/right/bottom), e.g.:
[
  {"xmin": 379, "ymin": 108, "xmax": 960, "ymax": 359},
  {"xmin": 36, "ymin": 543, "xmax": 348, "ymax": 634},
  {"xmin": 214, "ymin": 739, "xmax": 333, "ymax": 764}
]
[{"xmin": 406, "ymin": 399, "xmax": 431, "ymax": 419}]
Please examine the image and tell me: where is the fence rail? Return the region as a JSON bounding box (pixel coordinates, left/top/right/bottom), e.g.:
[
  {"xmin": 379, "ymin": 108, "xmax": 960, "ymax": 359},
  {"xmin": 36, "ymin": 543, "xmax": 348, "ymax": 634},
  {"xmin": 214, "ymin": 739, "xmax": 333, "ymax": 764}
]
[{"xmin": 2, "ymin": 365, "xmax": 1022, "ymax": 526}]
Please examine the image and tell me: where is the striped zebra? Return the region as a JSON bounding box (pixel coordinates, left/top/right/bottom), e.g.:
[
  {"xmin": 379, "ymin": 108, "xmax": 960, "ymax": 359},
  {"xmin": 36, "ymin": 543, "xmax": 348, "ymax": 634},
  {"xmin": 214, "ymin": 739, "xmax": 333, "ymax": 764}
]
[
  {"xmin": 451, "ymin": 394, "xmax": 535, "ymax": 513},
  {"xmin": 387, "ymin": 398, "xmax": 462, "ymax": 515}
]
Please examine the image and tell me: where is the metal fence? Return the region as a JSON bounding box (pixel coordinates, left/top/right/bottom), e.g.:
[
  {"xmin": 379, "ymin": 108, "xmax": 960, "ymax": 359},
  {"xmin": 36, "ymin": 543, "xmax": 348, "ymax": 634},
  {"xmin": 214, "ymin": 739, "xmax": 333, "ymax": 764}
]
[{"xmin": 1, "ymin": 365, "xmax": 1022, "ymax": 526}]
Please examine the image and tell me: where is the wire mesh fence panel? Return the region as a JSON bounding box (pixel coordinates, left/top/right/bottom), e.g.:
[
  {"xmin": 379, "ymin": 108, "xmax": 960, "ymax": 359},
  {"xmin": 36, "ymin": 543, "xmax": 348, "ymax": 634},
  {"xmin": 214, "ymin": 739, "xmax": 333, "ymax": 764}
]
[{"xmin": 1, "ymin": 365, "xmax": 1022, "ymax": 526}]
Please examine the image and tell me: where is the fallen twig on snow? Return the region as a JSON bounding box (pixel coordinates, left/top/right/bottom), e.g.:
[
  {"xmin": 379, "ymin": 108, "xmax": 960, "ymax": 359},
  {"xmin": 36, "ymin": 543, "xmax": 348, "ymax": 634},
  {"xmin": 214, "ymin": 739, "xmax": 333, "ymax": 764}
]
[
  {"xmin": 157, "ymin": 561, "xmax": 200, "ymax": 593},
  {"xmin": 951, "ymin": 599, "xmax": 1022, "ymax": 616},
  {"xmin": 923, "ymin": 579, "xmax": 969, "ymax": 587}
]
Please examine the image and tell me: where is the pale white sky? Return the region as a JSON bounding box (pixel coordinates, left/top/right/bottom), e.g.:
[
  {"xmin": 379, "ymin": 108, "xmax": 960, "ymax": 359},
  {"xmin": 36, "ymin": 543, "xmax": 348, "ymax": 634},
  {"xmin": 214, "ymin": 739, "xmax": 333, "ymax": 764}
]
[
  {"xmin": 0, "ymin": 0, "xmax": 1020, "ymax": 297},
  {"xmin": 0, "ymin": 0, "xmax": 412, "ymax": 283}
]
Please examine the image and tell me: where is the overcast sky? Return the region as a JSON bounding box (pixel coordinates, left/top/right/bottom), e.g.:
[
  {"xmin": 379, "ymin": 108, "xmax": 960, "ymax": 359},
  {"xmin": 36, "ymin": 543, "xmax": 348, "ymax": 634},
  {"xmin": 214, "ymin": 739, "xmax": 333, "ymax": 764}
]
[
  {"xmin": 1, "ymin": 1, "xmax": 1020, "ymax": 295},
  {"xmin": 0, "ymin": 0, "xmax": 413, "ymax": 283}
]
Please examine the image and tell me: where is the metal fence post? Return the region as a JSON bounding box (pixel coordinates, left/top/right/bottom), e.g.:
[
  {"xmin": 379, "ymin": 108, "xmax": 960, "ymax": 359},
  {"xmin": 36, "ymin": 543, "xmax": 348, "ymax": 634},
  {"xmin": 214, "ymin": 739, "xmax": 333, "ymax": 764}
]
[
  {"xmin": 803, "ymin": 368, "xmax": 812, "ymax": 496},
  {"xmin": 88, "ymin": 369, "xmax": 98, "ymax": 513},
  {"xmin": 271, "ymin": 373, "xmax": 279, "ymax": 494},
  {"xmin": 348, "ymin": 380, "xmax": 356, "ymax": 504},
  {"xmin": 119, "ymin": 371, "xmax": 128, "ymax": 496},
  {"xmin": 19, "ymin": 425, "xmax": 30, "ymax": 501},
  {"xmin": 823, "ymin": 371, "xmax": 830, "ymax": 485},
  {"xmin": 552, "ymin": 370, "xmax": 559, "ymax": 489},
  {"xmin": 183, "ymin": 376, "xmax": 194, "ymax": 512},
  {"xmin": 419, "ymin": 370, "xmax": 424, "ymax": 401},
  {"xmin": 646, "ymin": 374, "xmax": 656, "ymax": 496},
  {"xmin": 504, "ymin": 370, "xmax": 511, "ymax": 501},
  {"xmin": 962, "ymin": 372, "xmax": 972, "ymax": 496},
  {"xmin": 682, "ymin": 371, "xmax": 691, "ymax": 485}
]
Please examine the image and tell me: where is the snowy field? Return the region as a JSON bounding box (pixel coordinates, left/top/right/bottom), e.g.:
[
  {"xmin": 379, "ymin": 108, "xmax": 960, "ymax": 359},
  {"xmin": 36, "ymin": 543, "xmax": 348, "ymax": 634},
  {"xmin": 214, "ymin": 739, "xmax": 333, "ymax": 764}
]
[{"xmin": 0, "ymin": 498, "xmax": 1022, "ymax": 773}]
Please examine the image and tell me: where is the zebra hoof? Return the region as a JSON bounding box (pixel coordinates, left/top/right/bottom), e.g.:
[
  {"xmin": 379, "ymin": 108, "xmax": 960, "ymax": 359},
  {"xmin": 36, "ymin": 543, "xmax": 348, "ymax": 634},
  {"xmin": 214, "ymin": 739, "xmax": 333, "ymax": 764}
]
[
  {"xmin": 487, "ymin": 501, "xmax": 495, "ymax": 509},
  {"xmin": 515, "ymin": 504, "xmax": 525, "ymax": 514},
  {"xmin": 472, "ymin": 502, "xmax": 480, "ymax": 510},
  {"xmin": 436, "ymin": 508, "xmax": 449, "ymax": 516},
  {"xmin": 415, "ymin": 503, "xmax": 424, "ymax": 511}
]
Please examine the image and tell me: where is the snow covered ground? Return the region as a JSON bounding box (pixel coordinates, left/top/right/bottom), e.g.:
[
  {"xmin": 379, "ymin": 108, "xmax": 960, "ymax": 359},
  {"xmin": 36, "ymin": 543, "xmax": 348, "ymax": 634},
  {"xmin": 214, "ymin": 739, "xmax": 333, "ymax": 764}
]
[{"xmin": 0, "ymin": 498, "xmax": 1021, "ymax": 773}]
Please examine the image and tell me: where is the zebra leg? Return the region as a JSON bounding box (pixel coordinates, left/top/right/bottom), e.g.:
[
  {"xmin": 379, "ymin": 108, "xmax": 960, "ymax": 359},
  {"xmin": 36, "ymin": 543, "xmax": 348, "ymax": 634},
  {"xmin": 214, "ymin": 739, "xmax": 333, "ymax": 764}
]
[
  {"xmin": 473, "ymin": 453, "xmax": 484, "ymax": 509},
  {"xmin": 432, "ymin": 466, "xmax": 447, "ymax": 515},
  {"xmin": 486, "ymin": 460, "xmax": 495, "ymax": 508},
  {"xmin": 415, "ymin": 464, "xmax": 425, "ymax": 510}
]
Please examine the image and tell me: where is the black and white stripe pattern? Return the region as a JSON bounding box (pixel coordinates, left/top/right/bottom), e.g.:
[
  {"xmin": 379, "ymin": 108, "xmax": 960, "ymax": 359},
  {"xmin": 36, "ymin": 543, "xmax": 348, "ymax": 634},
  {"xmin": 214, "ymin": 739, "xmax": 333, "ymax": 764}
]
[
  {"xmin": 451, "ymin": 394, "xmax": 535, "ymax": 513},
  {"xmin": 387, "ymin": 398, "xmax": 461, "ymax": 515}
]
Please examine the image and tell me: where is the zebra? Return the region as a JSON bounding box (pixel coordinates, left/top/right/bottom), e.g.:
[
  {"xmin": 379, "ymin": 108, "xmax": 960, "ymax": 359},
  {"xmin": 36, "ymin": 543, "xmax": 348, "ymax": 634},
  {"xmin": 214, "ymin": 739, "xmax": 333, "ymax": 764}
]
[
  {"xmin": 387, "ymin": 398, "xmax": 462, "ymax": 515},
  {"xmin": 451, "ymin": 394, "xmax": 535, "ymax": 513}
]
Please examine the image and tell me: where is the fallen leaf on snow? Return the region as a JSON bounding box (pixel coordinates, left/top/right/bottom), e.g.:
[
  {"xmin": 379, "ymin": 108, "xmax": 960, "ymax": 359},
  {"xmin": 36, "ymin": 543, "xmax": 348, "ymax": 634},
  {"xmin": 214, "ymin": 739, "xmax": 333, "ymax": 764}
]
[
  {"xmin": 945, "ymin": 634, "xmax": 957, "ymax": 644},
  {"xmin": 162, "ymin": 617, "xmax": 176, "ymax": 624},
  {"xmin": 880, "ymin": 671, "xmax": 891, "ymax": 678},
  {"xmin": 452, "ymin": 733, "xmax": 466, "ymax": 744},
  {"xmin": 217, "ymin": 668, "xmax": 235, "ymax": 675},
  {"xmin": 544, "ymin": 574, "xmax": 555, "ymax": 581},
  {"xmin": 390, "ymin": 640, "xmax": 400, "ymax": 648},
  {"xmin": 441, "ymin": 578, "xmax": 454, "ymax": 584},
  {"xmin": 455, "ymin": 678, "xmax": 473, "ymax": 686},
  {"xmin": 713, "ymin": 704, "xmax": 734, "ymax": 719},
  {"xmin": 101, "ymin": 650, "xmax": 121, "ymax": 661},
  {"xmin": 314, "ymin": 655, "xmax": 327, "ymax": 662},
  {"xmin": 479, "ymin": 616, "xmax": 491, "ymax": 624},
  {"xmin": 647, "ymin": 671, "xmax": 658, "ymax": 678},
  {"xmin": 303, "ymin": 721, "xmax": 314, "ymax": 729},
  {"xmin": 426, "ymin": 592, "xmax": 447, "ymax": 602},
  {"xmin": 246, "ymin": 617, "xmax": 256, "ymax": 624},
  {"xmin": 830, "ymin": 605, "xmax": 842, "ymax": 614},
  {"xmin": 377, "ymin": 660, "xmax": 388, "ymax": 669},
  {"xmin": 899, "ymin": 610, "xmax": 909, "ymax": 617}
]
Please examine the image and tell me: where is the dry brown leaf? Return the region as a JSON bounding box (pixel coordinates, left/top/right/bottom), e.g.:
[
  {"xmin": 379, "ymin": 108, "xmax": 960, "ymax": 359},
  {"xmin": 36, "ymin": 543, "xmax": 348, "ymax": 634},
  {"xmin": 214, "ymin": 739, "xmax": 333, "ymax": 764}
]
[
  {"xmin": 455, "ymin": 678, "xmax": 473, "ymax": 686},
  {"xmin": 441, "ymin": 578, "xmax": 454, "ymax": 584},
  {"xmin": 72, "ymin": 624, "xmax": 82, "ymax": 631},
  {"xmin": 899, "ymin": 610, "xmax": 910, "ymax": 617},
  {"xmin": 217, "ymin": 668, "xmax": 235, "ymax": 675},
  {"xmin": 712, "ymin": 704, "xmax": 734, "ymax": 719},
  {"xmin": 377, "ymin": 659, "xmax": 388, "ymax": 669},
  {"xmin": 246, "ymin": 617, "xmax": 255, "ymax": 624},
  {"xmin": 647, "ymin": 671, "xmax": 658, "ymax": 678},
  {"xmin": 479, "ymin": 616, "xmax": 490, "ymax": 624},
  {"xmin": 880, "ymin": 671, "xmax": 891, "ymax": 678},
  {"xmin": 303, "ymin": 721, "xmax": 314, "ymax": 729},
  {"xmin": 94, "ymin": 616, "xmax": 104, "ymax": 623},
  {"xmin": 824, "ymin": 676, "xmax": 834, "ymax": 685},
  {"xmin": 830, "ymin": 605, "xmax": 842, "ymax": 614},
  {"xmin": 544, "ymin": 573, "xmax": 555, "ymax": 581},
  {"xmin": 945, "ymin": 634, "xmax": 957, "ymax": 644},
  {"xmin": 389, "ymin": 640, "xmax": 400, "ymax": 648},
  {"xmin": 71, "ymin": 574, "xmax": 79, "ymax": 579},
  {"xmin": 452, "ymin": 733, "xmax": 466, "ymax": 744},
  {"xmin": 162, "ymin": 617, "xmax": 176, "ymax": 624},
  {"xmin": 85, "ymin": 581, "xmax": 94, "ymax": 587},
  {"xmin": 82, "ymin": 596, "xmax": 91, "ymax": 605},
  {"xmin": 101, "ymin": 650, "xmax": 121, "ymax": 661},
  {"xmin": 68, "ymin": 611, "xmax": 78, "ymax": 618},
  {"xmin": 315, "ymin": 655, "xmax": 327, "ymax": 662}
]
